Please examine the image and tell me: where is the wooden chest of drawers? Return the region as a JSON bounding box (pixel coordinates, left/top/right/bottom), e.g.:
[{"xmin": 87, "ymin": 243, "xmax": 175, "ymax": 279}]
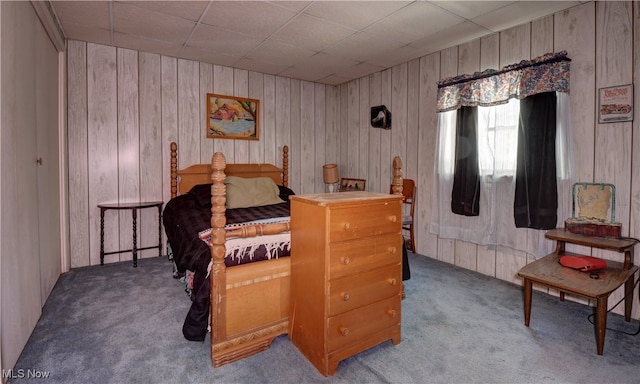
[{"xmin": 289, "ymin": 192, "xmax": 403, "ymax": 376}]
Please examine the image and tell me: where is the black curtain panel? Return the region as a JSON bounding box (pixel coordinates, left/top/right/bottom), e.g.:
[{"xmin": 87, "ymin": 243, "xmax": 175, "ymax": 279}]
[
  {"xmin": 451, "ymin": 106, "xmax": 480, "ymax": 216},
  {"xmin": 514, "ymin": 92, "xmax": 558, "ymax": 229}
]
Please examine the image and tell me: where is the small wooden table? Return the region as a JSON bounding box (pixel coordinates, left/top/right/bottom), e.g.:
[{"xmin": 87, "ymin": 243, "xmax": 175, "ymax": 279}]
[
  {"xmin": 98, "ymin": 201, "xmax": 163, "ymax": 267},
  {"xmin": 518, "ymin": 228, "xmax": 638, "ymax": 355}
]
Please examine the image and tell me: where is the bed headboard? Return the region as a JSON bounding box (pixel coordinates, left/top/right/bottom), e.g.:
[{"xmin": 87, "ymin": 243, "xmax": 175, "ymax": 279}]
[{"xmin": 170, "ymin": 142, "xmax": 289, "ymax": 197}]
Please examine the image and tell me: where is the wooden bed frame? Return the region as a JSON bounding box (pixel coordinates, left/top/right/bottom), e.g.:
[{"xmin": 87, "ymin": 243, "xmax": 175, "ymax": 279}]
[{"xmin": 169, "ymin": 142, "xmax": 404, "ymax": 368}]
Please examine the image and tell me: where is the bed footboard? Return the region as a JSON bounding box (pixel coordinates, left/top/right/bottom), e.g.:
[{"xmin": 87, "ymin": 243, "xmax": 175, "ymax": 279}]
[{"xmin": 209, "ymin": 150, "xmax": 291, "ymax": 368}]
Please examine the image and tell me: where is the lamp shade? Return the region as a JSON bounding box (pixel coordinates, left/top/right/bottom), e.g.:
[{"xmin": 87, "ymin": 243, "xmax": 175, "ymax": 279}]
[{"xmin": 323, "ymin": 164, "xmax": 339, "ymax": 184}]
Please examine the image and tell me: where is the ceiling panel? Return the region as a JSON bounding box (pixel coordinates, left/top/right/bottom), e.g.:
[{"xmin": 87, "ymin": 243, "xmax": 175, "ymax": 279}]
[{"xmin": 49, "ymin": 0, "xmax": 584, "ymax": 85}]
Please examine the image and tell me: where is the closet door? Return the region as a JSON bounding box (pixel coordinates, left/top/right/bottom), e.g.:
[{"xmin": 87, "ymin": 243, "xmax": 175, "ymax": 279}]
[
  {"xmin": 0, "ymin": 1, "xmax": 42, "ymax": 371},
  {"xmin": 35, "ymin": 17, "xmax": 61, "ymax": 303}
]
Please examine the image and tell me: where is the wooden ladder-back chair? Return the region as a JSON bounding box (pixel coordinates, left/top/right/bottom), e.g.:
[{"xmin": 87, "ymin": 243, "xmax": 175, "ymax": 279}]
[{"xmin": 390, "ymin": 178, "xmax": 416, "ymax": 253}]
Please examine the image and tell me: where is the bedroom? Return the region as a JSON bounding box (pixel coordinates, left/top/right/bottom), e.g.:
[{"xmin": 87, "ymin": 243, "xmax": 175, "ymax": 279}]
[{"xmin": 2, "ymin": 0, "xmax": 640, "ymax": 377}]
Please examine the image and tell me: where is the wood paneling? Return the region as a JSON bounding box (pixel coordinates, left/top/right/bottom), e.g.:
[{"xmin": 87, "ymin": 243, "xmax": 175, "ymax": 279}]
[
  {"xmin": 139, "ymin": 52, "xmax": 163, "ymax": 257},
  {"xmin": 117, "ymin": 48, "xmax": 140, "ymax": 262},
  {"xmin": 67, "ymin": 40, "xmax": 89, "ymax": 268},
  {"xmin": 87, "ymin": 43, "xmax": 118, "ymax": 266}
]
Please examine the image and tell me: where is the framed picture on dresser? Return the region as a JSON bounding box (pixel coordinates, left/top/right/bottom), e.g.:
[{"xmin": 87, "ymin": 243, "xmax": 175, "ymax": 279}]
[{"xmin": 339, "ymin": 178, "xmax": 366, "ymax": 192}]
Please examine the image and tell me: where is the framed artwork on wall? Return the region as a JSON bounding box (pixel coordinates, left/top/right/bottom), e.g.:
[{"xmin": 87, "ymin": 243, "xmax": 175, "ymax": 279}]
[
  {"xmin": 598, "ymin": 84, "xmax": 633, "ymax": 123},
  {"xmin": 339, "ymin": 178, "xmax": 366, "ymax": 192},
  {"xmin": 206, "ymin": 93, "xmax": 260, "ymax": 140}
]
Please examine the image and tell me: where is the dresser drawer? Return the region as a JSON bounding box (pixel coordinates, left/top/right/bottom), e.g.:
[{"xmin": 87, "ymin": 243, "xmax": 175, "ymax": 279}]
[
  {"xmin": 328, "ymin": 264, "xmax": 401, "ymax": 316},
  {"xmin": 329, "ymin": 203, "xmax": 400, "ymax": 243},
  {"xmin": 327, "ymin": 295, "xmax": 401, "ymax": 352},
  {"xmin": 329, "ymin": 233, "xmax": 402, "ymax": 279}
]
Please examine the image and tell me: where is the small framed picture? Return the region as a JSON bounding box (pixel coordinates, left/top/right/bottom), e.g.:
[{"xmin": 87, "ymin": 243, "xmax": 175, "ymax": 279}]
[
  {"xmin": 339, "ymin": 178, "xmax": 366, "ymax": 192},
  {"xmin": 598, "ymin": 84, "xmax": 633, "ymax": 123}
]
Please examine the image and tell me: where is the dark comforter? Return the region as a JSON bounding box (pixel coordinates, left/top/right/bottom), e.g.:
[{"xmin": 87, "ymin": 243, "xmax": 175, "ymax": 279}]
[{"xmin": 162, "ymin": 184, "xmax": 292, "ymax": 297}]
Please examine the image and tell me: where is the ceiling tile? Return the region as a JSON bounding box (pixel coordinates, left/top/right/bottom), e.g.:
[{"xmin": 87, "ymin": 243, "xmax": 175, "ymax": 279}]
[
  {"xmin": 430, "ymin": 1, "xmax": 517, "ymax": 20},
  {"xmin": 119, "ymin": 1, "xmax": 209, "ymax": 22},
  {"xmin": 303, "ymin": 1, "xmax": 411, "ymax": 30},
  {"xmin": 270, "ymin": 14, "xmax": 356, "ymax": 51},
  {"xmin": 409, "ymin": 21, "xmax": 492, "ymax": 54},
  {"xmin": 112, "ymin": 2, "xmax": 195, "ymax": 45},
  {"xmin": 187, "ymin": 24, "xmax": 263, "ymax": 56},
  {"xmin": 200, "ymin": 1, "xmax": 296, "ymax": 39},
  {"xmin": 52, "ymin": 1, "xmax": 111, "ymax": 30},
  {"xmin": 324, "ymin": 32, "xmax": 405, "ymax": 63},
  {"xmin": 246, "ymin": 40, "xmax": 317, "ymax": 67},
  {"xmin": 364, "ymin": 2, "xmax": 465, "ymax": 44}
]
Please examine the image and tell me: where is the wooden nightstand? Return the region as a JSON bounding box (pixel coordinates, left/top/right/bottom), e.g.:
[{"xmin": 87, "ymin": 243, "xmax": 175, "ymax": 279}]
[
  {"xmin": 289, "ymin": 192, "xmax": 403, "ymax": 376},
  {"xmin": 518, "ymin": 228, "xmax": 638, "ymax": 355}
]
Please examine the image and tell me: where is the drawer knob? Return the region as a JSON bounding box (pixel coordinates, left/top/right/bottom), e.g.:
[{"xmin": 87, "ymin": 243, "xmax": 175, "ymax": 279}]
[
  {"xmin": 341, "ymin": 256, "xmax": 350, "ymax": 265},
  {"xmin": 388, "ymin": 278, "xmax": 397, "ymax": 286},
  {"xmin": 389, "ymin": 215, "xmax": 397, "ymax": 223},
  {"xmin": 388, "ymin": 246, "xmax": 397, "ymax": 254},
  {"xmin": 343, "ymin": 222, "xmax": 351, "ymax": 230},
  {"xmin": 342, "ymin": 292, "xmax": 350, "ymax": 301},
  {"xmin": 339, "ymin": 326, "xmax": 350, "ymax": 336},
  {"xmin": 387, "ymin": 309, "xmax": 397, "ymax": 318}
]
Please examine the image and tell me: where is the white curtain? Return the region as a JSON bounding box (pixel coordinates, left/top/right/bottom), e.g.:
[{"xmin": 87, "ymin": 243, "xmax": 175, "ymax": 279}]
[{"xmin": 430, "ymin": 92, "xmax": 574, "ymax": 258}]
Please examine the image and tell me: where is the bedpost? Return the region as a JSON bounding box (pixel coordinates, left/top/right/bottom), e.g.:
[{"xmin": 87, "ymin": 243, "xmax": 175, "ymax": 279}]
[
  {"xmin": 170, "ymin": 142, "xmax": 178, "ymax": 198},
  {"xmin": 392, "ymin": 156, "xmax": 403, "ymax": 195},
  {"xmin": 282, "ymin": 145, "xmax": 289, "ymax": 187},
  {"xmin": 210, "ymin": 151, "xmax": 227, "ymax": 357}
]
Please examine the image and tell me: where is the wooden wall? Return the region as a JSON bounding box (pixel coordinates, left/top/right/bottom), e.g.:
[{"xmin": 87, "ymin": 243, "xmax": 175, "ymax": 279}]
[{"xmin": 67, "ymin": 1, "xmax": 639, "ymax": 318}]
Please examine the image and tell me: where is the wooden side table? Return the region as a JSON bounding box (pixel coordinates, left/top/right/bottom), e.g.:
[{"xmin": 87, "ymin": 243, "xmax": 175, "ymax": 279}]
[
  {"xmin": 518, "ymin": 228, "xmax": 638, "ymax": 355},
  {"xmin": 98, "ymin": 201, "xmax": 163, "ymax": 267}
]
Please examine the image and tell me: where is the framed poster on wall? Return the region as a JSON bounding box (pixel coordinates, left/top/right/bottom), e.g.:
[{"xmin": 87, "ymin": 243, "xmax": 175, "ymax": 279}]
[
  {"xmin": 206, "ymin": 93, "xmax": 260, "ymax": 140},
  {"xmin": 598, "ymin": 84, "xmax": 633, "ymax": 123}
]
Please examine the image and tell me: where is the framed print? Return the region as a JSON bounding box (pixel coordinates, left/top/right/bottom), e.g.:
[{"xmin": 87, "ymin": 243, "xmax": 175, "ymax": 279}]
[
  {"xmin": 339, "ymin": 178, "xmax": 366, "ymax": 192},
  {"xmin": 206, "ymin": 93, "xmax": 260, "ymax": 140},
  {"xmin": 370, "ymin": 105, "xmax": 391, "ymax": 129},
  {"xmin": 598, "ymin": 84, "xmax": 633, "ymax": 123}
]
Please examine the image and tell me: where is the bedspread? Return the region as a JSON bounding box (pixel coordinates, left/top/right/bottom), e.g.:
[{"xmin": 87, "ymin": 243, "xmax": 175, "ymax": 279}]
[{"xmin": 163, "ymin": 191, "xmax": 291, "ymax": 295}]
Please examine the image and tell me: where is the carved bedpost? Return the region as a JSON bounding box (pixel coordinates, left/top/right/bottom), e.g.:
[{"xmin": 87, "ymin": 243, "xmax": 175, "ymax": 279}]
[
  {"xmin": 282, "ymin": 145, "xmax": 289, "ymax": 187},
  {"xmin": 392, "ymin": 156, "xmax": 403, "ymax": 196},
  {"xmin": 170, "ymin": 142, "xmax": 178, "ymax": 198},
  {"xmin": 210, "ymin": 151, "xmax": 227, "ymax": 353}
]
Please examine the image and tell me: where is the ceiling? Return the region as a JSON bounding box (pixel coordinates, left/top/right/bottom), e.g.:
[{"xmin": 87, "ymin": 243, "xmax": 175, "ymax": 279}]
[{"xmin": 49, "ymin": 0, "xmax": 583, "ymax": 86}]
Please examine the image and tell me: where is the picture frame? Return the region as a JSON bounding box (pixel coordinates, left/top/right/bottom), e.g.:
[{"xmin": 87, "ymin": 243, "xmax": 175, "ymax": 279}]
[
  {"xmin": 339, "ymin": 178, "xmax": 366, "ymax": 192},
  {"xmin": 206, "ymin": 93, "xmax": 260, "ymax": 140},
  {"xmin": 371, "ymin": 105, "xmax": 392, "ymax": 129},
  {"xmin": 598, "ymin": 84, "xmax": 633, "ymax": 124}
]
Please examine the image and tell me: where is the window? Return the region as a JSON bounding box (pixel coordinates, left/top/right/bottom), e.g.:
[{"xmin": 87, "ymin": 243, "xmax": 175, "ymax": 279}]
[
  {"xmin": 477, "ymin": 99, "xmax": 519, "ymax": 177},
  {"xmin": 430, "ymin": 93, "xmax": 574, "ymax": 258}
]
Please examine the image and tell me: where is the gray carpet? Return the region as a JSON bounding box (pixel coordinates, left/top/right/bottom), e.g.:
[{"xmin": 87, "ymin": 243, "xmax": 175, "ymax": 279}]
[{"xmin": 11, "ymin": 253, "xmax": 640, "ymax": 383}]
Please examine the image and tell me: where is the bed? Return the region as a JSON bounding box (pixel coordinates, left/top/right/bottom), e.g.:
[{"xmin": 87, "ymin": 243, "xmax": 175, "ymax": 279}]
[{"xmin": 165, "ymin": 141, "xmax": 406, "ymax": 368}]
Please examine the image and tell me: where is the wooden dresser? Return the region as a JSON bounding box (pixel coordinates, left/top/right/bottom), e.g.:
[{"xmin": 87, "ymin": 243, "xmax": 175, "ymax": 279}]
[{"xmin": 289, "ymin": 192, "xmax": 403, "ymax": 376}]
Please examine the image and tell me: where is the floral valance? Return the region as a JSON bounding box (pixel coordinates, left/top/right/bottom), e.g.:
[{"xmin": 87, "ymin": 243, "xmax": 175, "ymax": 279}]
[{"xmin": 436, "ymin": 51, "xmax": 571, "ymax": 112}]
